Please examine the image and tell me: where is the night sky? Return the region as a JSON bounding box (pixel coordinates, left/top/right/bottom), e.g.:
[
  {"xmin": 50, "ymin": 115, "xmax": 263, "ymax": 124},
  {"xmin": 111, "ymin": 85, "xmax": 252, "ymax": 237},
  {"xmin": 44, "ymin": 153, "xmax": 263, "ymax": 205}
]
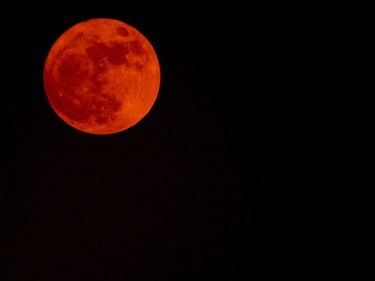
[{"xmin": 1, "ymin": 2, "xmax": 354, "ymax": 280}]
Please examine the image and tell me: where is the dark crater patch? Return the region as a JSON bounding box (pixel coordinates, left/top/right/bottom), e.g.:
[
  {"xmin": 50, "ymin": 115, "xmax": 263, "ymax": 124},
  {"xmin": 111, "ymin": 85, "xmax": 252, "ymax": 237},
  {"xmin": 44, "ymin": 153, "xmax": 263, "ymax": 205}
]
[
  {"xmin": 128, "ymin": 40, "xmax": 144, "ymax": 55},
  {"xmin": 49, "ymin": 52, "xmax": 122, "ymax": 124},
  {"xmin": 89, "ymin": 94, "xmax": 122, "ymax": 125},
  {"xmin": 116, "ymin": 27, "xmax": 129, "ymax": 37},
  {"xmin": 58, "ymin": 54, "xmax": 89, "ymax": 93},
  {"xmin": 86, "ymin": 41, "xmax": 129, "ymax": 66},
  {"xmin": 107, "ymin": 42, "xmax": 130, "ymax": 65},
  {"xmin": 85, "ymin": 42, "xmax": 111, "ymax": 62},
  {"xmin": 85, "ymin": 40, "xmax": 146, "ymax": 69}
]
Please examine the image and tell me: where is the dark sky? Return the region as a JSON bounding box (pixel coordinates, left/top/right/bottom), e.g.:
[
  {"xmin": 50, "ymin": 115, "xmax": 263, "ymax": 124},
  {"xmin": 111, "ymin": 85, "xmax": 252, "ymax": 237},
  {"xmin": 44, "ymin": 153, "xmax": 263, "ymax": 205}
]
[{"xmin": 1, "ymin": 1, "xmax": 354, "ymax": 281}]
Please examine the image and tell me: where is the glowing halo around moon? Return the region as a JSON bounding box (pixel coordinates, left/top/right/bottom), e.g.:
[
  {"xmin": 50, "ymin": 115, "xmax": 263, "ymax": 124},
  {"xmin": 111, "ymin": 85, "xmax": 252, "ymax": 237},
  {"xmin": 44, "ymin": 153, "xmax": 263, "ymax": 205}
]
[{"xmin": 43, "ymin": 18, "xmax": 160, "ymax": 135}]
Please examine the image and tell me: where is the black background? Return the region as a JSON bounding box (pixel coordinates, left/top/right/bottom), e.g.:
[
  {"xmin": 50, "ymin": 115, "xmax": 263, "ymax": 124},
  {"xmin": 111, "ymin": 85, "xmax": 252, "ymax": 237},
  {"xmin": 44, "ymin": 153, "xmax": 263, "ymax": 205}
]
[{"xmin": 0, "ymin": 1, "xmax": 355, "ymax": 280}]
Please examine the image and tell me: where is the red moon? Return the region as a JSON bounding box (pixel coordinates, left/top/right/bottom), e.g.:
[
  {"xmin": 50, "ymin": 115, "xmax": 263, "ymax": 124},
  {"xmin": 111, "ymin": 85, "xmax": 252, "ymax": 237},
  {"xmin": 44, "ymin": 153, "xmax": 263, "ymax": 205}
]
[{"xmin": 43, "ymin": 18, "xmax": 160, "ymax": 135}]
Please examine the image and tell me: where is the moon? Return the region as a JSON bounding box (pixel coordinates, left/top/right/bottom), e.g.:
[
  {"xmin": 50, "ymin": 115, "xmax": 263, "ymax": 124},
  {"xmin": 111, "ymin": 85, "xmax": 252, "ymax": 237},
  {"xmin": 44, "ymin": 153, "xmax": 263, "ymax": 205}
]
[{"xmin": 43, "ymin": 18, "xmax": 160, "ymax": 135}]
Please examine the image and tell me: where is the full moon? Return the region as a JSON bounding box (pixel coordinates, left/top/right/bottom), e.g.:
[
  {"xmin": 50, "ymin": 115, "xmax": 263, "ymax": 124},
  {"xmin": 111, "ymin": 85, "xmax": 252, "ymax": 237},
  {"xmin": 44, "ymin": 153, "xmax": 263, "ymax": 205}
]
[{"xmin": 43, "ymin": 18, "xmax": 160, "ymax": 135}]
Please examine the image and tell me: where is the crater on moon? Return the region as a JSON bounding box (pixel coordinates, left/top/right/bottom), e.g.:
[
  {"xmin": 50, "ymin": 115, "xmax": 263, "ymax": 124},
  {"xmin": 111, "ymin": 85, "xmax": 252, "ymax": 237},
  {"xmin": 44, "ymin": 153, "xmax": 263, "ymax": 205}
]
[{"xmin": 43, "ymin": 18, "xmax": 160, "ymax": 134}]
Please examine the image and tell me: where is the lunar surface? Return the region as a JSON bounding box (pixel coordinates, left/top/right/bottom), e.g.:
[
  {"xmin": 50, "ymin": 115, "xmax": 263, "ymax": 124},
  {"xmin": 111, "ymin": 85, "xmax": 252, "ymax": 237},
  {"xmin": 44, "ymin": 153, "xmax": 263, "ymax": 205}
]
[{"xmin": 43, "ymin": 18, "xmax": 160, "ymax": 134}]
